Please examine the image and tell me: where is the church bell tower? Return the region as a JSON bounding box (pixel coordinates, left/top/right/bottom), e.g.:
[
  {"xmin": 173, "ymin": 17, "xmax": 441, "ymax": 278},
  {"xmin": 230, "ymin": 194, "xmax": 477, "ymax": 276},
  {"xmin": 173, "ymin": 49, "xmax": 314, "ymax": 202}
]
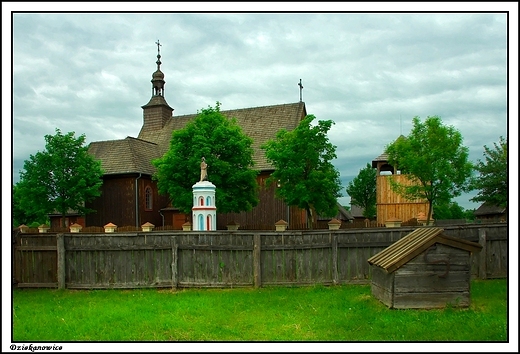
[{"xmin": 141, "ymin": 40, "xmax": 174, "ymax": 132}]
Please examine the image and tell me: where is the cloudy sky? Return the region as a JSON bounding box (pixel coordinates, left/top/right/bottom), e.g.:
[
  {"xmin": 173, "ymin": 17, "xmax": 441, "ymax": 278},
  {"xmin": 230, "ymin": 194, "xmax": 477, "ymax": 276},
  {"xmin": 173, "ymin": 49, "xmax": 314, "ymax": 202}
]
[{"xmin": 6, "ymin": 3, "xmax": 516, "ymax": 212}]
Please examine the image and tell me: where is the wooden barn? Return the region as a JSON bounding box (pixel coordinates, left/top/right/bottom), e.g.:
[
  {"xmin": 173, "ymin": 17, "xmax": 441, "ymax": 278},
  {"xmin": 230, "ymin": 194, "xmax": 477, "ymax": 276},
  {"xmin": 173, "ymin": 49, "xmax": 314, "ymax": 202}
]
[
  {"xmin": 372, "ymin": 146, "xmax": 430, "ymax": 226},
  {"xmin": 367, "ymin": 227, "xmax": 482, "ymax": 309},
  {"xmin": 83, "ymin": 43, "xmax": 310, "ymax": 230}
]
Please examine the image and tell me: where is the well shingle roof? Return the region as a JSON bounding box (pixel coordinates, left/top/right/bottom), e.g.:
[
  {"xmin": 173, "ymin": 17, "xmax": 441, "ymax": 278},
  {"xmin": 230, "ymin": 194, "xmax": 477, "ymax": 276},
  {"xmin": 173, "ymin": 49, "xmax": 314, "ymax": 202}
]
[{"xmin": 367, "ymin": 227, "xmax": 482, "ymax": 273}]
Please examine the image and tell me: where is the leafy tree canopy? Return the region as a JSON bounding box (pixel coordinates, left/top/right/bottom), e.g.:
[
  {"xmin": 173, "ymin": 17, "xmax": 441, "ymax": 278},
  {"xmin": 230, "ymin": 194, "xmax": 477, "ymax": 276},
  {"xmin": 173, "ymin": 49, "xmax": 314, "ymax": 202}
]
[
  {"xmin": 12, "ymin": 184, "xmax": 49, "ymax": 227},
  {"xmin": 262, "ymin": 115, "xmax": 342, "ymax": 228},
  {"xmin": 346, "ymin": 163, "xmax": 376, "ymax": 219},
  {"xmin": 386, "ymin": 116, "xmax": 472, "ymax": 223},
  {"xmin": 463, "ymin": 209, "xmax": 476, "ymax": 221},
  {"xmin": 15, "ymin": 129, "xmax": 104, "ymax": 227},
  {"xmin": 433, "ymin": 201, "xmax": 465, "ymax": 220},
  {"xmin": 152, "ymin": 102, "xmax": 259, "ymax": 214},
  {"xmin": 470, "ymin": 136, "xmax": 507, "ymax": 209}
]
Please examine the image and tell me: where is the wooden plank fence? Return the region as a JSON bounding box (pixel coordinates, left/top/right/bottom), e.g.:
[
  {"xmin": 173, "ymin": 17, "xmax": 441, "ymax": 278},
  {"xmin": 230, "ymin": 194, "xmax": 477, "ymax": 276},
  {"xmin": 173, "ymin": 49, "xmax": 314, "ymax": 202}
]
[{"xmin": 12, "ymin": 224, "xmax": 507, "ymax": 289}]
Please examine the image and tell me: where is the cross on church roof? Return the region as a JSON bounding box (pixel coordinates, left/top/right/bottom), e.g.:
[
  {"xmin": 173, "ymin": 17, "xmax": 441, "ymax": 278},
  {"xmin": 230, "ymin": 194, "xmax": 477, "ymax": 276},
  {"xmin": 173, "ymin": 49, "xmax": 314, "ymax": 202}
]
[
  {"xmin": 155, "ymin": 40, "xmax": 162, "ymax": 69},
  {"xmin": 298, "ymin": 79, "xmax": 303, "ymax": 102}
]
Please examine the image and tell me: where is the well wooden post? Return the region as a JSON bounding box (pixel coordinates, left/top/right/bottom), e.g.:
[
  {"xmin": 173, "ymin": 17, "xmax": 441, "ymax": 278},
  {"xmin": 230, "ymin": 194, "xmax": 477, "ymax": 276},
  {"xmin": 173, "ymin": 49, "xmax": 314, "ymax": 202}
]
[
  {"xmin": 331, "ymin": 233, "xmax": 338, "ymax": 285},
  {"xmin": 478, "ymin": 229, "xmax": 487, "ymax": 280},
  {"xmin": 253, "ymin": 233, "xmax": 261, "ymax": 288},
  {"xmin": 56, "ymin": 234, "xmax": 65, "ymax": 289}
]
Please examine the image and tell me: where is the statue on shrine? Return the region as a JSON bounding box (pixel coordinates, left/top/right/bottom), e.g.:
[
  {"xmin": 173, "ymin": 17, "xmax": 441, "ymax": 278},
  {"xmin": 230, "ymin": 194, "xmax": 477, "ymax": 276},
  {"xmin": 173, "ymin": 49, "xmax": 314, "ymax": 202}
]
[{"xmin": 200, "ymin": 157, "xmax": 208, "ymax": 182}]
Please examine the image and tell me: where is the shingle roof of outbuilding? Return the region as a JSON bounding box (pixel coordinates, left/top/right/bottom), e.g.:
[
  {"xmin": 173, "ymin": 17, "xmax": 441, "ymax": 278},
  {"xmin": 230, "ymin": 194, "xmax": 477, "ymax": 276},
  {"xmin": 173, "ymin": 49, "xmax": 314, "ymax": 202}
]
[
  {"xmin": 367, "ymin": 227, "xmax": 482, "ymax": 273},
  {"xmin": 350, "ymin": 204, "xmax": 365, "ymax": 218},
  {"xmin": 473, "ymin": 202, "xmax": 507, "ymax": 216}
]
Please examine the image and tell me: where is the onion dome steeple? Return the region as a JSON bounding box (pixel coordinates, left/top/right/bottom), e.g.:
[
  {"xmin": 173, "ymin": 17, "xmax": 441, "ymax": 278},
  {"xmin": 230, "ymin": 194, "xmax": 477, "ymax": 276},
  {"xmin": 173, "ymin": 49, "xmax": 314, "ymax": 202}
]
[
  {"xmin": 140, "ymin": 40, "xmax": 174, "ymax": 133},
  {"xmin": 151, "ymin": 39, "xmax": 165, "ymax": 97}
]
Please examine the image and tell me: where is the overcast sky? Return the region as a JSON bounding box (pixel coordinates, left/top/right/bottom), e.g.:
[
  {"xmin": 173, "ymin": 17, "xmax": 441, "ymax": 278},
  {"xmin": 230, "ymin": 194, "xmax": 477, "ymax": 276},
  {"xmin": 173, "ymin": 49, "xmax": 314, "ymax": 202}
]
[{"xmin": 5, "ymin": 4, "xmax": 517, "ymax": 212}]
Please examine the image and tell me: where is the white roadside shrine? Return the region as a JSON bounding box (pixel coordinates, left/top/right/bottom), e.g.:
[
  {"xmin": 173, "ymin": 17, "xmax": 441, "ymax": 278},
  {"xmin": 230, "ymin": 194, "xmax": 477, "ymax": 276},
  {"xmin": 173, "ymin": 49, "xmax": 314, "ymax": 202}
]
[{"xmin": 192, "ymin": 157, "xmax": 217, "ymax": 231}]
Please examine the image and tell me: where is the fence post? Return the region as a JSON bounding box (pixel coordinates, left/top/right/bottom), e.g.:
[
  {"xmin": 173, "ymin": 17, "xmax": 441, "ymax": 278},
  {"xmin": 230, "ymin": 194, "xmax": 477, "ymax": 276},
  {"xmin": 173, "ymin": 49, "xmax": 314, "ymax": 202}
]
[
  {"xmin": 12, "ymin": 230, "xmax": 19, "ymax": 287},
  {"xmin": 171, "ymin": 238, "xmax": 178, "ymax": 289},
  {"xmin": 253, "ymin": 233, "xmax": 261, "ymax": 288},
  {"xmin": 331, "ymin": 233, "xmax": 338, "ymax": 285},
  {"xmin": 56, "ymin": 234, "xmax": 65, "ymax": 289},
  {"xmin": 478, "ymin": 229, "xmax": 487, "ymax": 280}
]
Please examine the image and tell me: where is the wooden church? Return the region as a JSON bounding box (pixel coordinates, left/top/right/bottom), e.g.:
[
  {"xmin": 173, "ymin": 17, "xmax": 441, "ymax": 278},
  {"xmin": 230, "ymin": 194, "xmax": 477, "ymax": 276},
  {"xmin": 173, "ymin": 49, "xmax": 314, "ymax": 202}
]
[{"xmin": 82, "ymin": 43, "xmax": 309, "ymax": 230}]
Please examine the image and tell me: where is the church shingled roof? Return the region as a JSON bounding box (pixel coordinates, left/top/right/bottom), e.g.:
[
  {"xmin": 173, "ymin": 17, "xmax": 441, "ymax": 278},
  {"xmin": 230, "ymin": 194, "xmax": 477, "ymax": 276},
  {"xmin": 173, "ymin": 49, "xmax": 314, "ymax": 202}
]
[
  {"xmin": 137, "ymin": 101, "xmax": 307, "ymax": 172},
  {"xmin": 88, "ymin": 137, "xmax": 161, "ymax": 176},
  {"xmin": 89, "ymin": 102, "xmax": 306, "ymax": 176}
]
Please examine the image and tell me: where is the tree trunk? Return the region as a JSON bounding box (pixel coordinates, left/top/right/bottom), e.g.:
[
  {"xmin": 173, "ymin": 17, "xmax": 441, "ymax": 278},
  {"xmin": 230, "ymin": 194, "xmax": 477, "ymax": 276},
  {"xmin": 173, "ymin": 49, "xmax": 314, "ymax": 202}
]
[
  {"xmin": 306, "ymin": 207, "xmax": 314, "ymax": 229},
  {"xmin": 426, "ymin": 201, "xmax": 433, "ymax": 226}
]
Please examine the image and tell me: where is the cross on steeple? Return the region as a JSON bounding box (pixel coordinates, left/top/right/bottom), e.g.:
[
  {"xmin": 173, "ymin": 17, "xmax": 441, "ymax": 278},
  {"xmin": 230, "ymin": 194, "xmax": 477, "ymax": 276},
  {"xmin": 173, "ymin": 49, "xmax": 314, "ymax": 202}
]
[
  {"xmin": 298, "ymin": 79, "xmax": 303, "ymax": 102},
  {"xmin": 155, "ymin": 39, "xmax": 162, "ymax": 69}
]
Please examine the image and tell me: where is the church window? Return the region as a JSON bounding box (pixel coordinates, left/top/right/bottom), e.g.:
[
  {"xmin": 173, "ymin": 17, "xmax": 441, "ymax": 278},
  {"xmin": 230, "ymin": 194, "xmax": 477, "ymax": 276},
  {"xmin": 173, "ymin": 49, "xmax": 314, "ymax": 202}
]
[{"xmin": 145, "ymin": 186, "xmax": 153, "ymax": 210}]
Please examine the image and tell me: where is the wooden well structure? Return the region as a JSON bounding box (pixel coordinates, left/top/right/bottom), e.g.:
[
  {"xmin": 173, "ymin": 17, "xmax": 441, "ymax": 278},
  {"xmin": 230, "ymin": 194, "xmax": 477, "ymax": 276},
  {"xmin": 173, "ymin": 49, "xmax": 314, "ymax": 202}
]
[{"xmin": 367, "ymin": 227, "xmax": 482, "ymax": 309}]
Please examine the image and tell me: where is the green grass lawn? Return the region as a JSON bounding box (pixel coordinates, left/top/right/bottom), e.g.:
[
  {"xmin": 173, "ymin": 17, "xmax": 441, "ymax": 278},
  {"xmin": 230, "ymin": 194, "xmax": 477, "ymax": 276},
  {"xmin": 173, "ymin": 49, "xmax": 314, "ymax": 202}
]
[{"xmin": 12, "ymin": 279, "xmax": 507, "ymax": 342}]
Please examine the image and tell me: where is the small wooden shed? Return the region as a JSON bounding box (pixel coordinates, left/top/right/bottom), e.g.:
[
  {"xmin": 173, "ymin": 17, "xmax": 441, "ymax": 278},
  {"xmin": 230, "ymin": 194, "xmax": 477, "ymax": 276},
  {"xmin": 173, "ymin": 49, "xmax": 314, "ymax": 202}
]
[{"xmin": 367, "ymin": 227, "xmax": 482, "ymax": 309}]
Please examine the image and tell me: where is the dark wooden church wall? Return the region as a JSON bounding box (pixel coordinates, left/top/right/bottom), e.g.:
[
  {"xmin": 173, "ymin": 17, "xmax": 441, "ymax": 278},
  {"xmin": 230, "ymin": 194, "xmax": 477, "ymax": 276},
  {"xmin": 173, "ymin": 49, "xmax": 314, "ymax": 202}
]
[
  {"xmin": 86, "ymin": 176, "xmax": 136, "ymax": 227},
  {"xmin": 217, "ymin": 172, "xmax": 306, "ymax": 230},
  {"xmin": 86, "ymin": 171, "xmax": 308, "ymax": 230}
]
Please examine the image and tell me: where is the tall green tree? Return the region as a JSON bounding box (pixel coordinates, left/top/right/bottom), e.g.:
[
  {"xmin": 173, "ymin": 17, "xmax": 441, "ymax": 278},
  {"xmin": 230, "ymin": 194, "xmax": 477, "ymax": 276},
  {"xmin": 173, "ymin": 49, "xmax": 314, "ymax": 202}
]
[
  {"xmin": 16, "ymin": 129, "xmax": 104, "ymax": 227},
  {"xmin": 12, "ymin": 184, "xmax": 48, "ymax": 227},
  {"xmin": 152, "ymin": 102, "xmax": 259, "ymax": 215},
  {"xmin": 470, "ymin": 136, "xmax": 507, "ymax": 209},
  {"xmin": 262, "ymin": 115, "xmax": 342, "ymax": 229},
  {"xmin": 385, "ymin": 116, "xmax": 472, "ymax": 224},
  {"xmin": 346, "ymin": 163, "xmax": 376, "ymax": 219}
]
